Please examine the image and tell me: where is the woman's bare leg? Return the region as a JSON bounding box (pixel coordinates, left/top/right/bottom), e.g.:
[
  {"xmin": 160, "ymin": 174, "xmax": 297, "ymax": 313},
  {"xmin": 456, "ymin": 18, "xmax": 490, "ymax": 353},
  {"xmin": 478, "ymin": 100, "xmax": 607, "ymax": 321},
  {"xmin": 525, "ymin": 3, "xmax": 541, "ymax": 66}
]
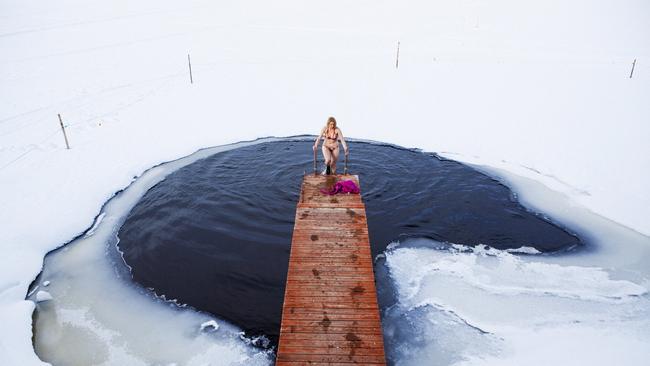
[
  {"xmin": 331, "ymin": 145, "xmax": 340, "ymax": 174},
  {"xmin": 322, "ymin": 144, "xmax": 332, "ymax": 172}
]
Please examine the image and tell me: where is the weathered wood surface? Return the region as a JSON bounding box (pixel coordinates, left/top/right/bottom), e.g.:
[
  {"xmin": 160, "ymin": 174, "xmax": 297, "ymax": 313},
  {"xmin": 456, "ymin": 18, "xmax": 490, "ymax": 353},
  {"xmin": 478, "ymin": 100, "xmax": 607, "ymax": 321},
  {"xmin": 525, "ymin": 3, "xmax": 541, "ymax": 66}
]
[{"xmin": 277, "ymin": 174, "xmax": 386, "ymax": 365}]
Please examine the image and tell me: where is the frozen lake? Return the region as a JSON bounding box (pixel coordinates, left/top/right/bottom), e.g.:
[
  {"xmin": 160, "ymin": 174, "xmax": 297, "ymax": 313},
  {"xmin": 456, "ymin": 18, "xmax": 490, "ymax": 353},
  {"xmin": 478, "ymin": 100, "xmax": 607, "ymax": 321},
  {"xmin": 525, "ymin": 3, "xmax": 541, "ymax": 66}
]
[{"xmin": 28, "ymin": 138, "xmax": 638, "ymax": 366}]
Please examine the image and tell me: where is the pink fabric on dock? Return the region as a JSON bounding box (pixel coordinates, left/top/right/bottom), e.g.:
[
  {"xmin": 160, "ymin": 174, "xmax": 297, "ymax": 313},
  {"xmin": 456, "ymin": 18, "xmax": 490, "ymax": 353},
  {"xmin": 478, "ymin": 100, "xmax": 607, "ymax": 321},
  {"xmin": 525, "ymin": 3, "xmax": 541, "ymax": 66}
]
[{"xmin": 321, "ymin": 180, "xmax": 360, "ymax": 195}]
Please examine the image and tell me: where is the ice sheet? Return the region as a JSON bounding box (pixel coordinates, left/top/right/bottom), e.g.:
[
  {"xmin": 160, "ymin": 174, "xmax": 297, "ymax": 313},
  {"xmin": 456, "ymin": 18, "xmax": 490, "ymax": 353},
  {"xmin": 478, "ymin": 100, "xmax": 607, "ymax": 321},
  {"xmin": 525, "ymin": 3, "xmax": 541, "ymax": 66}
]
[
  {"xmin": 383, "ymin": 241, "xmax": 650, "ymax": 366},
  {"xmin": 1, "ymin": 0, "xmax": 649, "ymax": 364},
  {"xmin": 27, "ymin": 139, "xmax": 276, "ymax": 366},
  {"xmin": 380, "ymin": 167, "xmax": 650, "ymax": 365}
]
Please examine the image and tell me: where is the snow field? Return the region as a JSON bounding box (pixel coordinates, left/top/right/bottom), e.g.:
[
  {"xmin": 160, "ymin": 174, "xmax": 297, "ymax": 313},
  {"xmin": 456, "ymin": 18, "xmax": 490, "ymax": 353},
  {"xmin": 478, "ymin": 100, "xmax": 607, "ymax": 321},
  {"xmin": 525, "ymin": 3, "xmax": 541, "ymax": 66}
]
[{"xmin": 1, "ymin": 0, "xmax": 649, "ymax": 364}]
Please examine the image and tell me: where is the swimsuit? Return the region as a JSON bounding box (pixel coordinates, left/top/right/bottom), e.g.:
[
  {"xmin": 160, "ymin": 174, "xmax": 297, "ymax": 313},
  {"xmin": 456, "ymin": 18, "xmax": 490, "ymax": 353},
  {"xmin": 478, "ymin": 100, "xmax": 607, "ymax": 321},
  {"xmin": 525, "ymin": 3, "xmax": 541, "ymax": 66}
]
[{"xmin": 324, "ymin": 130, "xmax": 339, "ymax": 150}]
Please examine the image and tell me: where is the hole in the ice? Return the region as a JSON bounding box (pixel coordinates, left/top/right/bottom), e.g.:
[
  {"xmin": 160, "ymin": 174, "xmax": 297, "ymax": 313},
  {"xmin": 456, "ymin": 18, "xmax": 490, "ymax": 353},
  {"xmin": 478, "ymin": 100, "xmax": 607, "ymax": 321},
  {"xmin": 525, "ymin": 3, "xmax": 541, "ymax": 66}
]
[{"xmin": 114, "ymin": 139, "xmax": 581, "ymax": 346}]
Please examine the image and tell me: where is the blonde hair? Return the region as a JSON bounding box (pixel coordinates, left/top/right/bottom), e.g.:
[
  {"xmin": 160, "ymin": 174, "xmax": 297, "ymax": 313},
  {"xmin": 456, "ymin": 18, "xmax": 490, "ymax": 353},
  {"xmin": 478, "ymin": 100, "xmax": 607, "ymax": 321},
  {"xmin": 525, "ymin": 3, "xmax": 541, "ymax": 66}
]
[{"xmin": 324, "ymin": 116, "xmax": 337, "ymax": 131}]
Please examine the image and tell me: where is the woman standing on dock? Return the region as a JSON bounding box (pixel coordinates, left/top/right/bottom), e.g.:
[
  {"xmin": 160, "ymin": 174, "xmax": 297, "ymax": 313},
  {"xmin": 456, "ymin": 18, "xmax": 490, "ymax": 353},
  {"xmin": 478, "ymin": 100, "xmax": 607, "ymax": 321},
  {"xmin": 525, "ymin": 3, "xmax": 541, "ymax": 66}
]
[{"xmin": 313, "ymin": 116, "xmax": 348, "ymax": 175}]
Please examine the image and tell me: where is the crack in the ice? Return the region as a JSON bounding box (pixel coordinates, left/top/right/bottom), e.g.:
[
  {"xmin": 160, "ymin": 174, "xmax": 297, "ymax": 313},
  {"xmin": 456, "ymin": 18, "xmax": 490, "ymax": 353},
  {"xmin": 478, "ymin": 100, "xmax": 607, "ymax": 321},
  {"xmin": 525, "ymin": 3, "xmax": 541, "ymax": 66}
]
[{"xmin": 418, "ymin": 303, "xmax": 494, "ymax": 335}]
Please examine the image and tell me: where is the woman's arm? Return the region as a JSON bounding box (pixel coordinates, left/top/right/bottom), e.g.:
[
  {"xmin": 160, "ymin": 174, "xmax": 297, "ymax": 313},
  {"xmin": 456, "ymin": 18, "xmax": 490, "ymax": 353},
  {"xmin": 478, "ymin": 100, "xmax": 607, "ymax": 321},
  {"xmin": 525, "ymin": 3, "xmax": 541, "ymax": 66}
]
[
  {"xmin": 338, "ymin": 128, "xmax": 348, "ymax": 155},
  {"xmin": 313, "ymin": 128, "xmax": 324, "ymax": 151}
]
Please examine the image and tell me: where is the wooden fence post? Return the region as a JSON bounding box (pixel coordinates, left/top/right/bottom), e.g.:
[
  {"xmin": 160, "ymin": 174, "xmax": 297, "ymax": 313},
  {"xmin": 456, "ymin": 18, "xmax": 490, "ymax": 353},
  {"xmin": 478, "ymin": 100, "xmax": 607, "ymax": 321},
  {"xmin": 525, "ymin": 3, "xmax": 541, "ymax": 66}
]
[
  {"xmin": 58, "ymin": 114, "xmax": 70, "ymax": 149},
  {"xmin": 188, "ymin": 54, "xmax": 193, "ymax": 84},
  {"xmin": 396, "ymin": 41, "xmax": 400, "ymax": 69}
]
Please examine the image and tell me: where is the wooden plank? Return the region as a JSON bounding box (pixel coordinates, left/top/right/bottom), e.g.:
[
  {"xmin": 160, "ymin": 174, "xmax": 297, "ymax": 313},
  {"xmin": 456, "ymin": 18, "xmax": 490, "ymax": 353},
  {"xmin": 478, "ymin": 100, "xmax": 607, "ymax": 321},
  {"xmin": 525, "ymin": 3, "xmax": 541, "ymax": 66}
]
[
  {"xmin": 277, "ymin": 174, "xmax": 386, "ymax": 365},
  {"xmin": 278, "ymin": 346, "xmax": 386, "ymax": 356},
  {"xmin": 282, "ymin": 301, "xmax": 379, "ymax": 308},
  {"xmin": 288, "ymin": 260, "xmax": 373, "ymax": 267},
  {"xmin": 282, "ymin": 313, "xmax": 380, "ymax": 321},
  {"xmin": 285, "ymin": 282, "xmax": 376, "ymax": 290},
  {"xmin": 280, "ymin": 325, "xmax": 383, "ymax": 335},
  {"xmin": 279, "ymin": 332, "xmax": 385, "ymax": 342},
  {"xmin": 283, "ymin": 291, "xmax": 378, "ymax": 299},
  {"xmin": 276, "ymin": 353, "xmax": 386, "ymax": 364},
  {"xmin": 286, "ymin": 251, "xmax": 372, "ymax": 258}
]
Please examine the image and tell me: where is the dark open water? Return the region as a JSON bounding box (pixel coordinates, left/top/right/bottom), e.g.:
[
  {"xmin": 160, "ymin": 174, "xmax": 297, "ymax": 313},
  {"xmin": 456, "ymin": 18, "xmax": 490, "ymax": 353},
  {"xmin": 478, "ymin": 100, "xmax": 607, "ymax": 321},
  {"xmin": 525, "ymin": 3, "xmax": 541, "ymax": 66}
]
[{"xmin": 117, "ymin": 139, "xmax": 581, "ymax": 347}]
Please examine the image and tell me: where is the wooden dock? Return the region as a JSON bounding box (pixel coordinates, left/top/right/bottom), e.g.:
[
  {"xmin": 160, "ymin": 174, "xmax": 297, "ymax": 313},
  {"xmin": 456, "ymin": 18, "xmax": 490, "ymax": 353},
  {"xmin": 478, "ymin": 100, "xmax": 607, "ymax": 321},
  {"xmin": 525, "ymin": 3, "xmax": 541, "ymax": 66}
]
[{"xmin": 276, "ymin": 174, "xmax": 387, "ymax": 365}]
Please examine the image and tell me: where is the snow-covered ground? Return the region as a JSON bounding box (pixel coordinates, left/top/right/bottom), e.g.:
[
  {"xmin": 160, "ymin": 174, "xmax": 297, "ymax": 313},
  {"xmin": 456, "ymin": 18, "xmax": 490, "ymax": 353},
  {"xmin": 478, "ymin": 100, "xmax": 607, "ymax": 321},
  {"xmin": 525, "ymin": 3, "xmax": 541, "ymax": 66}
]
[{"xmin": 1, "ymin": 0, "xmax": 649, "ymax": 365}]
